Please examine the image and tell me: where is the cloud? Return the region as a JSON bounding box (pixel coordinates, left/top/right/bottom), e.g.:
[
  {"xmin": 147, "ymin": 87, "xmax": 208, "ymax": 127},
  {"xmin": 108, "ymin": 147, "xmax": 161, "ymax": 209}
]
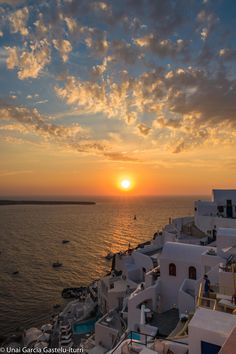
[
  {"xmin": 8, "ymin": 6, "xmax": 29, "ymax": 36},
  {"xmin": 35, "ymin": 99, "xmax": 48, "ymax": 105},
  {"xmin": 0, "ymin": 123, "xmax": 28, "ymax": 133},
  {"xmin": 134, "ymin": 34, "xmax": 190, "ymax": 59},
  {"xmin": 103, "ymin": 151, "xmax": 140, "ymax": 162},
  {"xmin": 54, "ymin": 75, "xmax": 136, "ymax": 123},
  {"xmin": 1, "ymin": 0, "xmax": 236, "ymax": 159},
  {"xmin": 34, "ymin": 13, "xmax": 48, "ymax": 36},
  {"xmin": 218, "ymin": 48, "xmax": 236, "ymax": 61},
  {"xmin": 0, "ymin": 103, "xmax": 83, "ymax": 140},
  {"xmin": 5, "ymin": 46, "xmax": 18, "ymax": 69},
  {"xmin": 84, "ymin": 30, "xmax": 109, "ymax": 56},
  {"xmin": 0, "ymin": 0, "xmax": 25, "ymax": 4},
  {"xmin": 111, "ymin": 40, "xmax": 140, "ymax": 64},
  {"xmin": 164, "ymin": 67, "xmax": 236, "ymax": 128},
  {"xmin": 5, "ymin": 39, "xmax": 51, "ymax": 79},
  {"xmin": 64, "ymin": 17, "xmax": 77, "ymax": 33},
  {"xmin": 90, "ymin": 1, "xmax": 111, "ymax": 13},
  {"xmin": 69, "ymin": 141, "xmax": 106, "ymax": 153},
  {"xmin": 156, "ymin": 116, "xmax": 181, "ymax": 129},
  {"xmin": 52, "ymin": 39, "xmax": 72, "ymax": 63},
  {"xmin": 0, "ymin": 169, "xmax": 32, "ymax": 177},
  {"xmin": 137, "ymin": 123, "xmax": 151, "ymax": 136},
  {"xmin": 0, "ymin": 101, "xmax": 140, "ymax": 162},
  {"xmin": 172, "ymin": 140, "xmax": 185, "ymax": 153},
  {"xmin": 91, "ymin": 58, "xmax": 108, "ymax": 78},
  {"xmin": 196, "ymin": 9, "xmax": 219, "ymax": 41}
]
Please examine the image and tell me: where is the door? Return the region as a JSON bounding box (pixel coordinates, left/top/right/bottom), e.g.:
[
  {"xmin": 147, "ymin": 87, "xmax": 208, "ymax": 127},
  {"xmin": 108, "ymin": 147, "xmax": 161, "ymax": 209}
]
[
  {"xmin": 201, "ymin": 341, "xmax": 221, "ymax": 354},
  {"xmin": 226, "ymin": 199, "xmax": 233, "ymax": 218}
]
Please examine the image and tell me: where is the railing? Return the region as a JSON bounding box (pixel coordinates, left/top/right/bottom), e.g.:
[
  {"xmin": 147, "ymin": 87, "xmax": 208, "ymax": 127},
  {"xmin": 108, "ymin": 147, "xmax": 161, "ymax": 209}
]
[
  {"xmin": 196, "ymin": 281, "xmax": 203, "ymax": 307},
  {"xmin": 197, "ymin": 296, "xmax": 217, "ymax": 310},
  {"xmin": 196, "ymin": 281, "xmax": 217, "ymax": 310},
  {"xmin": 109, "ymin": 330, "xmax": 188, "ymax": 354},
  {"xmin": 109, "ymin": 330, "xmax": 156, "ymax": 354},
  {"xmin": 196, "ymin": 281, "xmax": 236, "ymax": 312}
]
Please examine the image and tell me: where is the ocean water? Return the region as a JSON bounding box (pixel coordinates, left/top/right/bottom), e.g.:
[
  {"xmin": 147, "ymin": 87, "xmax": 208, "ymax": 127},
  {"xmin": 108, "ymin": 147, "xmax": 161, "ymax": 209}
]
[{"xmin": 0, "ymin": 196, "xmax": 203, "ymax": 336}]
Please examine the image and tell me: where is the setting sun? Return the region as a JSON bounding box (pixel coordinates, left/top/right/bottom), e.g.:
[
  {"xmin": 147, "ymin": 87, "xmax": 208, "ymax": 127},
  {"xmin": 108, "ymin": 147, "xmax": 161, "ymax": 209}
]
[
  {"xmin": 121, "ymin": 179, "xmax": 131, "ymax": 190},
  {"xmin": 117, "ymin": 177, "xmax": 134, "ymax": 192}
]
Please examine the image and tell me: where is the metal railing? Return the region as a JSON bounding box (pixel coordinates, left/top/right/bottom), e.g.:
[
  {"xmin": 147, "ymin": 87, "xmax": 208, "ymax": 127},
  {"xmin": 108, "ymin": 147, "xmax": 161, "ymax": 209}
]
[
  {"xmin": 109, "ymin": 330, "xmax": 188, "ymax": 354},
  {"xmin": 109, "ymin": 330, "xmax": 156, "ymax": 353}
]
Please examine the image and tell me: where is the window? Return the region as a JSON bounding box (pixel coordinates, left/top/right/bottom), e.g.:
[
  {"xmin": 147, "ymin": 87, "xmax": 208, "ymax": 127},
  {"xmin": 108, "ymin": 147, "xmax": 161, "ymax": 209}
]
[
  {"xmin": 217, "ymin": 205, "xmax": 224, "ymax": 213},
  {"xmin": 189, "ymin": 266, "xmax": 197, "ymax": 280},
  {"xmin": 169, "ymin": 263, "xmax": 176, "ymax": 276},
  {"xmin": 201, "ymin": 341, "xmax": 221, "ymax": 354}
]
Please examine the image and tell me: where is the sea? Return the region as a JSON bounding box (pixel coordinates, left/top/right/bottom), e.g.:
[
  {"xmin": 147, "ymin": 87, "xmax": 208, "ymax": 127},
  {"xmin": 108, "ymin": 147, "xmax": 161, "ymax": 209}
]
[{"xmin": 0, "ymin": 195, "xmax": 206, "ymax": 336}]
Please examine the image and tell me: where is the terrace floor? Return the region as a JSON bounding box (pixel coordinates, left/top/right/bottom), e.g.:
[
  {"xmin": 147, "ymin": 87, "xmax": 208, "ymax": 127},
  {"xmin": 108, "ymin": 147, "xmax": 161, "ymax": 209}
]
[{"xmin": 149, "ymin": 308, "xmax": 179, "ymax": 337}]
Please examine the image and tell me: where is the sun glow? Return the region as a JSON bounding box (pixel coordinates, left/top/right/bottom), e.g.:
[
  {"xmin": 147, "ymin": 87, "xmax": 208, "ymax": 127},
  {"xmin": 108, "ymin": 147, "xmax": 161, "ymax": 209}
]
[
  {"xmin": 118, "ymin": 177, "xmax": 134, "ymax": 192},
  {"xmin": 121, "ymin": 179, "xmax": 131, "ymax": 189}
]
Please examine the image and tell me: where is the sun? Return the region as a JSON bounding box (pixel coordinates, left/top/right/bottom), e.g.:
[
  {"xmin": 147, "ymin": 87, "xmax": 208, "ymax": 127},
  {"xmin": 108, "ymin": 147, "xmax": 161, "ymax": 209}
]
[
  {"xmin": 118, "ymin": 178, "xmax": 134, "ymax": 192},
  {"xmin": 121, "ymin": 179, "xmax": 131, "ymax": 190},
  {"xmin": 117, "ymin": 175, "xmax": 135, "ymax": 193}
]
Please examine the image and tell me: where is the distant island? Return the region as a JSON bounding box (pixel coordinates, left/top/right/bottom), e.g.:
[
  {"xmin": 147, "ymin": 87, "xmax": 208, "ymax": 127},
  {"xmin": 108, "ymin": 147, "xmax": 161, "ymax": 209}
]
[{"xmin": 0, "ymin": 200, "xmax": 96, "ymax": 206}]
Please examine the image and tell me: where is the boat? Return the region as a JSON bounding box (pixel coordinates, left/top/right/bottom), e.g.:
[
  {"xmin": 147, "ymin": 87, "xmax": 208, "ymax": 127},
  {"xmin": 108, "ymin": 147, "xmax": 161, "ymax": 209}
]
[
  {"xmin": 62, "ymin": 240, "xmax": 70, "ymax": 244},
  {"xmin": 52, "ymin": 262, "xmax": 63, "ymax": 268},
  {"xmin": 53, "ymin": 304, "xmax": 61, "ymax": 309},
  {"xmin": 12, "ymin": 271, "xmax": 19, "ymax": 275}
]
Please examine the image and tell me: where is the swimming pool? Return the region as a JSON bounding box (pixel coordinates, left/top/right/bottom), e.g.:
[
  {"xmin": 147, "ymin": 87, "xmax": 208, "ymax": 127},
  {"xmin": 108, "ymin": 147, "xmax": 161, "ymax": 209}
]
[
  {"xmin": 73, "ymin": 317, "xmax": 97, "ymax": 335},
  {"xmin": 128, "ymin": 332, "xmax": 141, "ymax": 341}
]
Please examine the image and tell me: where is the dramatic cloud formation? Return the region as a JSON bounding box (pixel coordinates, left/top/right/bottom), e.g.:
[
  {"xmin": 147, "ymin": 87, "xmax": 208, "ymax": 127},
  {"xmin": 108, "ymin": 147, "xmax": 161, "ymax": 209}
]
[
  {"xmin": 5, "ymin": 39, "xmax": 51, "ymax": 79},
  {"xmin": 0, "ymin": 0, "xmax": 236, "ymax": 162},
  {"xmin": 0, "ymin": 103, "xmax": 83, "ymax": 140}
]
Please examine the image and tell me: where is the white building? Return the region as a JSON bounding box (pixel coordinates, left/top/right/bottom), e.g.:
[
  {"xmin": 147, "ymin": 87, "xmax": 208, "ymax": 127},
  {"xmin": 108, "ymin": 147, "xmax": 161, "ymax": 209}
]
[
  {"xmin": 188, "ymin": 308, "xmax": 236, "ymax": 354},
  {"xmin": 194, "ymin": 189, "xmax": 236, "ymax": 237},
  {"xmin": 89, "ymin": 192, "xmax": 236, "ymax": 354},
  {"xmin": 159, "ymin": 242, "xmax": 221, "ymax": 312}
]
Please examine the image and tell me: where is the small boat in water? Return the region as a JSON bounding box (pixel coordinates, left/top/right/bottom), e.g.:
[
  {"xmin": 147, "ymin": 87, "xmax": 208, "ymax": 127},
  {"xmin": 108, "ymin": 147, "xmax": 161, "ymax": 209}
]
[
  {"xmin": 53, "ymin": 304, "xmax": 61, "ymax": 309},
  {"xmin": 12, "ymin": 271, "xmax": 19, "ymax": 275},
  {"xmin": 62, "ymin": 240, "xmax": 70, "ymax": 244},
  {"xmin": 52, "ymin": 262, "xmax": 63, "ymax": 268}
]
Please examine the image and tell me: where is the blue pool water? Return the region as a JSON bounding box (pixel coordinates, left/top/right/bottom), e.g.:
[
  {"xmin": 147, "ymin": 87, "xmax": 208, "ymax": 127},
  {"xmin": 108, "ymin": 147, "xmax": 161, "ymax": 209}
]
[
  {"xmin": 128, "ymin": 332, "xmax": 141, "ymax": 341},
  {"xmin": 73, "ymin": 317, "xmax": 97, "ymax": 335}
]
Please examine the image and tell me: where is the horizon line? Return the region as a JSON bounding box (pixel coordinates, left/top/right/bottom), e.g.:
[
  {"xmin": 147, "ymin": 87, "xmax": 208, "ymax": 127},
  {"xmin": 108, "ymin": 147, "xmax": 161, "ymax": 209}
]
[{"xmin": 0, "ymin": 194, "xmax": 211, "ymax": 199}]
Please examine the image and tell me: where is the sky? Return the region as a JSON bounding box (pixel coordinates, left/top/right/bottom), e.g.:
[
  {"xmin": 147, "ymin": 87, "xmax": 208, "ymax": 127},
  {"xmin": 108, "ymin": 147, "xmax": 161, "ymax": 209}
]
[{"xmin": 0, "ymin": 0, "xmax": 236, "ymax": 197}]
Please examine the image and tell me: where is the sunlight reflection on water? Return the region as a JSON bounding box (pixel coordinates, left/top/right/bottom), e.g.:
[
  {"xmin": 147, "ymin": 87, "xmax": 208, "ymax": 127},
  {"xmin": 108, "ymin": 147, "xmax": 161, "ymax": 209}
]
[{"xmin": 0, "ymin": 196, "xmax": 199, "ymax": 335}]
